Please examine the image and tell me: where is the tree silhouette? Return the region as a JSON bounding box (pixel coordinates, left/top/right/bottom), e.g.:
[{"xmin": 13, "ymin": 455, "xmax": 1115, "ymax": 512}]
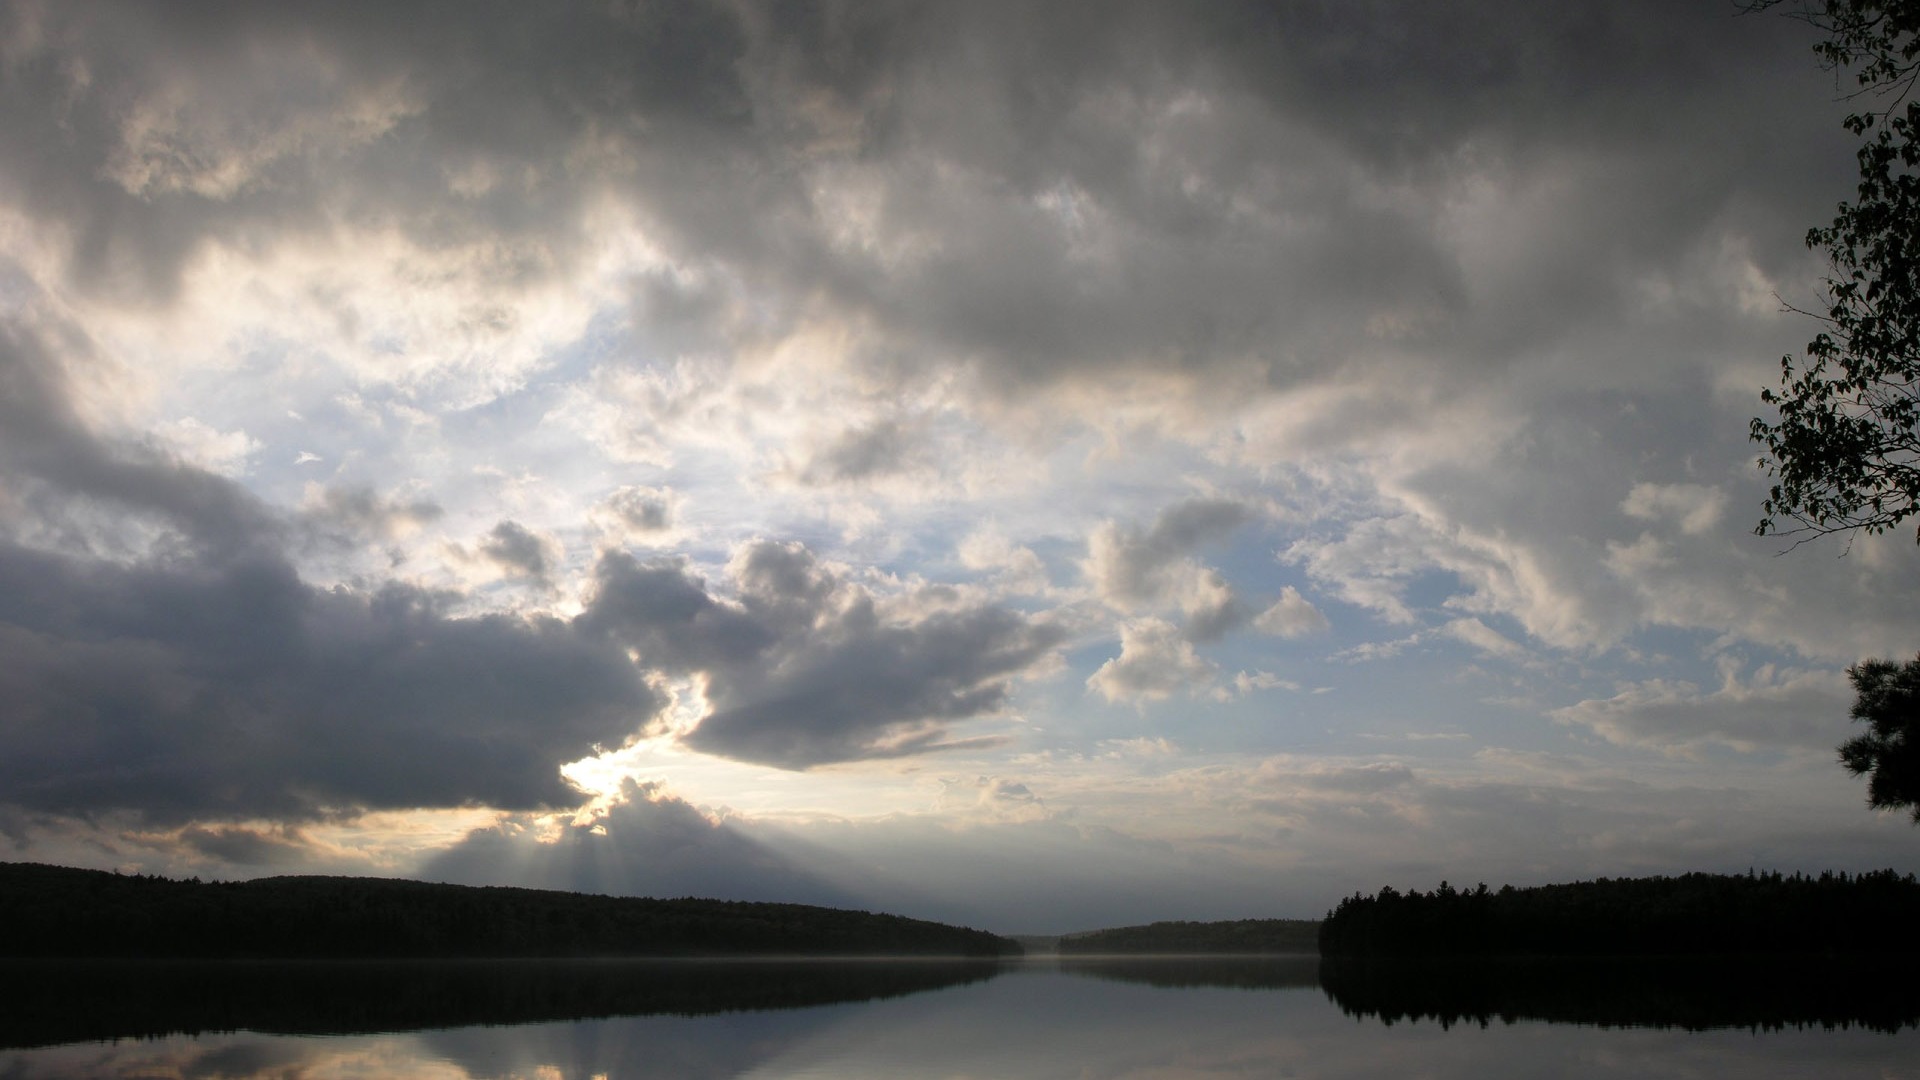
[
  {"xmin": 0, "ymin": 864, "xmax": 1023, "ymax": 958},
  {"xmin": 1840, "ymin": 655, "xmax": 1920, "ymax": 816},
  {"xmin": 1747, "ymin": 1, "xmax": 1920, "ymax": 819},
  {"xmin": 1750, "ymin": 1, "xmax": 1920, "ymax": 544},
  {"xmin": 1317, "ymin": 870, "xmax": 1920, "ymax": 956}
]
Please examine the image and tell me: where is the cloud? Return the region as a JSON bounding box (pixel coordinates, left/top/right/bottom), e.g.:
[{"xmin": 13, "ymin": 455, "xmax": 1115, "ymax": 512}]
[
  {"xmin": 1253, "ymin": 586, "xmax": 1330, "ymax": 638},
  {"xmin": 739, "ymin": 810, "xmax": 1309, "ymax": 931},
  {"xmin": 1294, "ymin": 762, "xmax": 1417, "ymax": 795},
  {"xmin": 0, "ymin": 0, "xmax": 1855, "ymax": 435},
  {"xmin": 477, "ymin": 520, "xmax": 562, "ymax": 587},
  {"xmin": 1085, "ymin": 498, "xmax": 1254, "ymax": 640},
  {"xmin": 3, "ymin": 0, "xmax": 1919, "ymax": 928},
  {"xmin": 576, "ymin": 552, "xmax": 775, "ymax": 672},
  {"xmin": 149, "ymin": 417, "xmax": 260, "ymax": 477},
  {"xmin": 423, "ymin": 780, "xmax": 854, "ymax": 905},
  {"xmin": 787, "ymin": 418, "xmax": 928, "ymax": 487},
  {"xmin": 581, "ymin": 541, "xmax": 1067, "ymax": 768},
  {"xmin": 932, "ymin": 775, "xmax": 1051, "ymax": 824},
  {"xmin": 591, "ymin": 485, "xmax": 682, "ymax": 546},
  {"xmin": 1086, "ymin": 618, "xmax": 1219, "ymax": 703},
  {"xmin": 0, "ymin": 0, "xmax": 751, "ymax": 298},
  {"xmin": 1622, "ymin": 482, "xmax": 1728, "ymax": 536},
  {"xmin": 0, "ymin": 314, "xmax": 662, "ymax": 825},
  {"xmin": 957, "ymin": 524, "xmax": 1050, "ymax": 595},
  {"xmin": 300, "ymin": 484, "xmax": 444, "ymax": 543},
  {"xmin": 722, "ymin": 748, "xmax": 1920, "ymax": 929},
  {"xmin": 1442, "ymin": 617, "xmax": 1528, "ymax": 661},
  {"xmin": 1085, "ymin": 499, "xmax": 1252, "ymax": 604},
  {"xmin": 1551, "ymin": 661, "xmax": 1851, "ymax": 755},
  {"xmin": 170, "ymin": 823, "xmax": 313, "ymax": 867},
  {"xmin": 0, "ymin": 312, "xmax": 280, "ymax": 562},
  {"xmin": 1283, "ymin": 515, "xmax": 1440, "ymax": 629},
  {"xmin": 1213, "ymin": 670, "xmax": 1302, "ymax": 702},
  {"xmin": 0, "ymin": 542, "xmax": 659, "ymax": 822}
]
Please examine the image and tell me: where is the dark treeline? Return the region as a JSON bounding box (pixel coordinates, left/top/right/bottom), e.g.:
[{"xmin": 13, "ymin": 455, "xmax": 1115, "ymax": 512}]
[
  {"xmin": 1057, "ymin": 919, "xmax": 1320, "ymax": 955},
  {"xmin": 0, "ymin": 863, "xmax": 1020, "ymax": 958},
  {"xmin": 1320, "ymin": 955, "xmax": 1920, "ymax": 1033},
  {"xmin": 1319, "ymin": 870, "xmax": 1920, "ymax": 957},
  {"xmin": 0, "ymin": 957, "xmax": 1008, "ymax": 1050}
]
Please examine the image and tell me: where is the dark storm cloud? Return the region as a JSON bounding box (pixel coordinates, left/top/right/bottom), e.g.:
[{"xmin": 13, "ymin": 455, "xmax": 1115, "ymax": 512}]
[
  {"xmin": 582, "ymin": 541, "xmax": 1067, "ymax": 768},
  {"xmin": 0, "ymin": 0, "xmax": 754, "ymax": 305},
  {"xmin": 1, "ymin": 1, "xmax": 1848, "ymax": 405},
  {"xmin": 0, "ymin": 318, "xmax": 658, "ymax": 823},
  {"xmin": 0, "ymin": 542, "xmax": 659, "ymax": 821},
  {"xmin": 174, "ymin": 823, "xmax": 310, "ymax": 867},
  {"xmin": 0, "ymin": 0, "xmax": 1899, "ymax": 899},
  {"xmin": 715, "ymin": 0, "xmax": 1851, "ymax": 397},
  {"xmin": 478, "ymin": 519, "xmax": 557, "ymax": 585},
  {"xmin": 579, "ymin": 551, "xmax": 776, "ymax": 671}
]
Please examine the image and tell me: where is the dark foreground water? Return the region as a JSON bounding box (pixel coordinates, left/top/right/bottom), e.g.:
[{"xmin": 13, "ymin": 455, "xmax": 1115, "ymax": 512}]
[{"xmin": 1, "ymin": 954, "xmax": 1913, "ymax": 1078}]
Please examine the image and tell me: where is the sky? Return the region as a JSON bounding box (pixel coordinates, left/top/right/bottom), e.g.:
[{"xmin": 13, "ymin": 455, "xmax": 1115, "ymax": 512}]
[{"xmin": 3, "ymin": 0, "xmax": 1920, "ymax": 935}]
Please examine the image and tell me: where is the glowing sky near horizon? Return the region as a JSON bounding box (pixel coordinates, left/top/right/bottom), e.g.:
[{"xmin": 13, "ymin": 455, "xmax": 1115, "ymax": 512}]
[{"xmin": 3, "ymin": 0, "xmax": 1920, "ymax": 932}]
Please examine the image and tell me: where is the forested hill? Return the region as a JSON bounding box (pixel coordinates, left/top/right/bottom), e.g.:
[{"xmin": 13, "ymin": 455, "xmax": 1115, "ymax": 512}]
[
  {"xmin": 1057, "ymin": 919, "xmax": 1320, "ymax": 955},
  {"xmin": 1318, "ymin": 870, "xmax": 1920, "ymax": 958},
  {"xmin": 0, "ymin": 863, "xmax": 1021, "ymax": 958}
]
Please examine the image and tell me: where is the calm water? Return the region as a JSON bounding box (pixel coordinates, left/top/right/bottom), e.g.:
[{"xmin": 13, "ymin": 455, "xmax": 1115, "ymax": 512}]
[{"xmin": 1, "ymin": 955, "xmax": 1913, "ymax": 1078}]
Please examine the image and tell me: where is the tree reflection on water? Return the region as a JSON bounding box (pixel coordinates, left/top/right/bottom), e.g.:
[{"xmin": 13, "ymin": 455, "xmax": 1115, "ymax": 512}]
[
  {"xmin": 5, "ymin": 955, "xmax": 1919, "ymax": 1080},
  {"xmin": 0, "ymin": 956, "xmax": 1008, "ymax": 1048},
  {"xmin": 1317, "ymin": 954, "xmax": 1920, "ymax": 1033}
]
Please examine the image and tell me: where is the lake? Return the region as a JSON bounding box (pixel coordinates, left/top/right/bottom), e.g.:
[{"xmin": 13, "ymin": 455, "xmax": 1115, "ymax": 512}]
[{"xmin": 1, "ymin": 954, "xmax": 1913, "ymax": 1078}]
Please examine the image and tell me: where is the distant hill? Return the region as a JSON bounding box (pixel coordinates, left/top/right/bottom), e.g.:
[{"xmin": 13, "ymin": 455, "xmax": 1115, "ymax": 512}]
[
  {"xmin": 1318, "ymin": 870, "xmax": 1920, "ymax": 957},
  {"xmin": 1056, "ymin": 919, "xmax": 1320, "ymax": 955},
  {"xmin": 0, "ymin": 863, "xmax": 1021, "ymax": 958}
]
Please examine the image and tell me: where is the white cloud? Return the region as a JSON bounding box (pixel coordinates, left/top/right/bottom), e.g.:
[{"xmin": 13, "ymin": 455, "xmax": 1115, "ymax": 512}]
[
  {"xmin": 931, "ymin": 775, "xmax": 1051, "ymax": 823},
  {"xmin": 1622, "ymin": 482, "xmax": 1728, "ymax": 536},
  {"xmin": 150, "ymin": 417, "xmax": 259, "ymax": 477},
  {"xmin": 1213, "ymin": 670, "xmax": 1302, "ymax": 702},
  {"xmin": 957, "ymin": 523, "xmax": 1051, "ymax": 594},
  {"xmin": 1253, "ymin": 586, "xmax": 1330, "ymax": 638},
  {"xmin": 1084, "ymin": 499, "xmax": 1254, "ymax": 640},
  {"xmin": 1442, "ymin": 617, "xmax": 1528, "ymax": 661},
  {"xmin": 1086, "ymin": 618, "xmax": 1219, "ymax": 703},
  {"xmin": 1551, "ymin": 660, "xmax": 1851, "ymax": 755},
  {"xmin": 1097, "ymin": 736, "xmax": 1181, "ymax": 759}
]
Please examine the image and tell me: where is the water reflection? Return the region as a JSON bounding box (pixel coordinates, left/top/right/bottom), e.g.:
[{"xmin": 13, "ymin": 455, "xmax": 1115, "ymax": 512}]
[
  {"xmin": 3, "ymin": 956, "xmax": 1916, "ymax": 1079},
  {"xmin": 0, "ymin": 957, "xmax": 1007, "ymax": 1048},
  {"xmin": 1319, "ymin": 955, "xmax": 1920, "ymax": 1033},
  {"xmin": 1056, "ymin": 953, "xmax": 1319, "ymax": 990}
]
